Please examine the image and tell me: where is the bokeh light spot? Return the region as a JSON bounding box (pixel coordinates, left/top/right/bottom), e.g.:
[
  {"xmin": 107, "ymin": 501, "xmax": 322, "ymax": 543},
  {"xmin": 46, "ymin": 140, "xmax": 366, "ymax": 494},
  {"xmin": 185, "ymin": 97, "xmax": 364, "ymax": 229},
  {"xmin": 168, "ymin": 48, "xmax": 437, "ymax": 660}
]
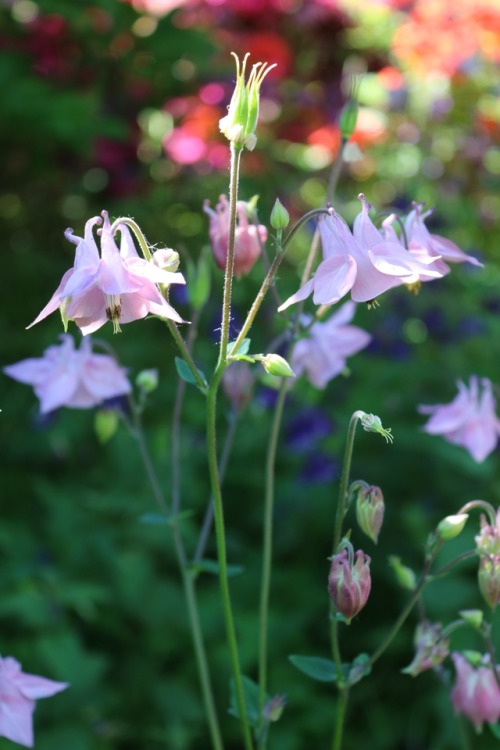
[
  {"xmin": 403, "ymin": 318, "xmax": 428, "ymax": 344},
  {"xmin": 132, "ymin": 16, "xmax": 158, "ymax": 37},
  {"xmin": 11, "ymin": 0, "xmax": 39, "ymax": 23},
  {"xmin": 82, "ymin": 168, "xmax": 109, "ymax": 193}
]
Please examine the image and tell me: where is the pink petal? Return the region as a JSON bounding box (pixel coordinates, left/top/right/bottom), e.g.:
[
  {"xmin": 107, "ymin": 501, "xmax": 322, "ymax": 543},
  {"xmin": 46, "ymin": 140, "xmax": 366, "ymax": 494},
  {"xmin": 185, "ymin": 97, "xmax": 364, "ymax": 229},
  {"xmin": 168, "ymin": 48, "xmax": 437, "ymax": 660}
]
[
  {"xmin": 278, "ymin": 278, "xmax": 315, "ymax": 313},
  {"xmin": 36, "ymin": 369, "xmax": 79, "ymax": 413},
  {"xmin": 431, "ymin": 234, "xmax": 483, "ymax": 267},
  {"xmin": 311, "ymin": 255, "xmax": 357, "ymax": 305},
  {"xmin": 3, "ymin": 358, "xmax": 52, "ymax": 387},
  {"xmin": 117, "ymin": 224, "xmax": 140, "ymax": 260},
  {"xmin": 0, "ymin": 695, "xmax": 35, "ymax": 748},
  {"xmin": 17, "ymin": 674, "xmax": 68, "ymax": 700},
  {"xmin": 26, "ymin": 268, "xmax": 74, "ymax": 329},
  {"xmin": 81, "ymin": 355, "xmax": 131, "ymax": 401}
]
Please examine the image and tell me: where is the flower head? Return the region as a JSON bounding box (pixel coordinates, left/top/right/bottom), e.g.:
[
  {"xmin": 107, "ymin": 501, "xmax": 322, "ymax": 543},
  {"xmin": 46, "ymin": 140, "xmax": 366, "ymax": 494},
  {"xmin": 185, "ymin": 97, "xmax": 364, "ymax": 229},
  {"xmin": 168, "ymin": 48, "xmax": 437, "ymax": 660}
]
[
  {"xmin": 279, "ymin": 194, "xmax": 443, "ymax": 312},
  {"xmin": 4, "ymin": 334, "xmax": 131, "ymax": 413},
  {"xmin": 451, "ymin": 652, "xmax": 500, "ymax": 732},
  {"xmin": 0, "ymin": 655, "xmax": 68, "ymax": 748},
  {"xmin": 328, "ymin": 544, "xmax": 371, "ymax": 623},
  {"xmin": 402, "ymin": 621, "xmax": 450, "ymax": 677},
  {"xmin": 27, "ymin": 212, "xmax": 186, "ymax": 335},
  {"xmin": 204, "ymin": 195, "xmax": 267, "ymax": 277},
  {"xmin": 418, "ymin": 376, "xmax": 500, "ymax": 463},
  {"xmin": 291, "ymin": 301, "xmax": 371, "ymax": 388},
  {"xmin": 476, "ymin": 508, "xmax": 500, "ymax": 609}
]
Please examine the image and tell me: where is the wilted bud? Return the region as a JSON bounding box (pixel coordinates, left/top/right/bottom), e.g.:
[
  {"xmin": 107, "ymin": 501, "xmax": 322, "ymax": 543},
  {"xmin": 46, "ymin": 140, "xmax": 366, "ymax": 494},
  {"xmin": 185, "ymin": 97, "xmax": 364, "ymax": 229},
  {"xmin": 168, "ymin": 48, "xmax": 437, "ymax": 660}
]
[
  {"xmin": 328, "ymin": 545, "xmax": 371, "ymax": 623},
  {"xmin": 270, "ymin": 198, "xmax": 290, "ymax": 231},
  {"xmin": 339, "ymin": 99, "xmax": 359, "ymax": 140},
  {"xmin": 219, "ymin": 52, "xmax": 276, "ymax": 151},
  {"xmin": 352, "ymin": 481, "xmax": 385, "ymax": 544},
  {"xmin": 437, "ymin": 513, "xmax": 469, "ymax": 541},
  {"xmin": 402, "ymin": 621, "xmax": 450, "ymax": 677},
  {"xmin": 263, "ymin": 694, "xmax": 286, "ymax": 723},
  {"xmin": 260, "ymin": 353, "xmax": 295, "ymax": 379},
  {"xmin": 152, "ymin": 248, "xmax": 180, "ymax": 273},
  {"xmin": 204, "ymin": 195, "xmax": 267, "ymax": 277},
  {"xmin": 222, "ymin": 362, "xmax": 255, "ymax": 411},
  {"xmin": 358, "ymin": 411, "xmax": 394, "ymax": 443},
  {"xmin": 136, "ymin": 368, "xmax": 159, "ymax": 394}
]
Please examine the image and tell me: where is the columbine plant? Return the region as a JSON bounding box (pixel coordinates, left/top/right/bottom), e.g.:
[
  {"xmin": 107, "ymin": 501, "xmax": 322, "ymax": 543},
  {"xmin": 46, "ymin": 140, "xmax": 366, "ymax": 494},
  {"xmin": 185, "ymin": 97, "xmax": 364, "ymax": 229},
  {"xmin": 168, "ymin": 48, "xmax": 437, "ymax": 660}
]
[{"xmin": 5, "ymin": 51, "xmax": 497, "ymax": 750}]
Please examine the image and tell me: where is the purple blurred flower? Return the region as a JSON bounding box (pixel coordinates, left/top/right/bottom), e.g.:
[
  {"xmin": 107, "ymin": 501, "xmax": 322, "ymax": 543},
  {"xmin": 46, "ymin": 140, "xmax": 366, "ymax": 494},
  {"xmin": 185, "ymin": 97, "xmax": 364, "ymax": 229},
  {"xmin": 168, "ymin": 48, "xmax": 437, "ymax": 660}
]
[
  {"xmin": 27, "ymin": 212, "xmax": 186, "ymax": 335},
  {"xmin": 0, "ymin": 655, "xmax": 68, "ymax": 748},
  {"xmin": 292, "ymin": 301, "xmax": 371, "ymax": 388},
  {"xmin": 418, "ymin": 376, "xmax": 500, "ymax": 463},
  {"xmin": 4, "ymin": 334, "xmax": 131, "ymax": 413},
  {"xmin": 278, "ymin": 194, "xmax": 443, "ymax": 311},
  {"xmin": 451, "ymin": 652, "xmax": 500, "ymax": 732}
]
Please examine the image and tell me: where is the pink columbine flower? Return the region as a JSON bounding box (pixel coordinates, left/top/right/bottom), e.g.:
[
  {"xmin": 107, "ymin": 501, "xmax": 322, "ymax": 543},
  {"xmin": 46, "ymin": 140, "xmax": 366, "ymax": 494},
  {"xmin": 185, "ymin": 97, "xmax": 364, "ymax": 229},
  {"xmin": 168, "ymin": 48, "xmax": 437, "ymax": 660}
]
[
  {"xmin": 291, "ymin": 301, "xmax": 371, "ymax": 388},
  {"xmin": 0, "ymin": 655, "xmax": 68, "ymax": 748},
  {"xmin": 451, "ymin": 652, "xmax": 500, "ymax": 732},
  {"xmin": 418, "ymin": 376, "xmax": 500, "ymax": 463},
  {"xmin": 203, "ymin": 195, "xmax": 267, "ymax": 277},
  {"xmin": 278, "ymin": 194, "xmax": 443, "ymax": 312},
  {"xmin": 27, "ymin": 212, "xmax": 186, "ymax": 335},
  {"xmin": 4, "ymin": 334, "xmax": 131, "ymax": 413},
  {"xmin": 328, "ymin": 545, "xmax": 371, "ymax": 623}
]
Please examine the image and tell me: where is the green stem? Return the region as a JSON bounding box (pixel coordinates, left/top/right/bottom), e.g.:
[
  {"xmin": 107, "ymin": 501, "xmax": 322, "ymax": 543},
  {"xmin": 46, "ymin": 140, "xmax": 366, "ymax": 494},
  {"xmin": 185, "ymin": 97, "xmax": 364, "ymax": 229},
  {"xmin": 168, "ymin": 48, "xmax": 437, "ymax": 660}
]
[
  {"xmin": 218, "ymin": 144, "xmax": 243, "ymax": 367},
  {"xmin": 332, "ymin": 687, "xmax": 349, "ymax": 750},
  {"xmin": 110, "ymin": 216, "xmax": 153, "ymax": 260},
  {"xmin": 333, "ymin": 411, "xmax": 364, "ymax": 553},
  {"xmin": 206, "ymin": 377, "xmax": 254, "ymax": 750},
  {"xmin": 258, "ymin": 383, "xmax": 287, "ymax": 722}
]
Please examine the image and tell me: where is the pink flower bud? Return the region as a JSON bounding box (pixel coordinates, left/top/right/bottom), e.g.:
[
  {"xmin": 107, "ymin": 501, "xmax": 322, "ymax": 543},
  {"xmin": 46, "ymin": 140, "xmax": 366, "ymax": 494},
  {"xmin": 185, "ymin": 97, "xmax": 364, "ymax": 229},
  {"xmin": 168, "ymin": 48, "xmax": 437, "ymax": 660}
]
[
  {"xmin": 451, "ymin": 652, "xmax": 500, "ymax": 732},
  {"xmin": 203, "ymin": 195, "xmax": 267, "ymax": 277},
  {"xmin": 328, "ymin": 546, "xmax": 371, "ymax": 623}
]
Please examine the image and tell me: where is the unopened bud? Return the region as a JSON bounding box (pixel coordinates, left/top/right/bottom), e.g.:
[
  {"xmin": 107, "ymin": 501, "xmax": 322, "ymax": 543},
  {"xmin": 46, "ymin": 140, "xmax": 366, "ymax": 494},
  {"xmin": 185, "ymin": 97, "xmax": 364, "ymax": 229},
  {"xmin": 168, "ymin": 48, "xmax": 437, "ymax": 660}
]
[
  {"xmin": 328, "ymin": 545, "xmax": 371, "ymax": 623},
  {"xmin": 437, "ymin": 513, "xmax": 469, "ymax": 540},
  {"xmin": 260, "ymin": 353, "xmax": 295, "ymax": 379},
  {"xmin": 152, "ymin": 248, "xmax": 180, "ymax": 273},
  {"xmin": 351, "ymin": 481, "xmax": 385, "ymax": 544},
  {"xmin": 388, "ymin": 555, "xmax": 416, "ymax": 590},
  {"xmin": 339, "ymin": 99, "xmax": 359, "ymax": 140},
  {"xmin": 459, "ymin": 610, "xmax": 484, "ymax": 629},
  {"xmin": 270, "ymin": 198, "xmax": 290, "ymax": 231},
  {"xmin": 136, "ymin": 368, "xmax": 159, "ymax": 394}
]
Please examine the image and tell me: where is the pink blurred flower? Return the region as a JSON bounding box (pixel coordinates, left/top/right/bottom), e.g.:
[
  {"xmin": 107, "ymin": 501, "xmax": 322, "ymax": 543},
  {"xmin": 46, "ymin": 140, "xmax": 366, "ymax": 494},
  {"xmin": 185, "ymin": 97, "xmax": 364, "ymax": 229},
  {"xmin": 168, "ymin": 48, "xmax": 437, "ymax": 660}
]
[
  {"xmin": 27, "ymin": 212, "xmax": 185, "ymax": 335},
  {"xmin": 418, "ymin": 376, "xmax": 500, "ymax": 463},
  {"xmin": 4, "ymin": 334, "xmax": 131, "ymax": 413},
  {"xmin": 328, "ymin": 545, "xmax": 371, "ymax": 623},
  {"xmin": 451, "ymin": 652, "xmax": 500, "ymax": 732},
  {"xmin": 203, "ymin": 195, "xmax": 267, "ymax": 277},
  {"xmin": 0, "ymin": 655, "xmax": 68, "ymax": 748},
  {"xmin": 278, "ymin": 194, "xmax": 443, "ymax": 312},
  {"xmin": 291, "ymin": 301, "xmax": 371, "ymax": 388}
]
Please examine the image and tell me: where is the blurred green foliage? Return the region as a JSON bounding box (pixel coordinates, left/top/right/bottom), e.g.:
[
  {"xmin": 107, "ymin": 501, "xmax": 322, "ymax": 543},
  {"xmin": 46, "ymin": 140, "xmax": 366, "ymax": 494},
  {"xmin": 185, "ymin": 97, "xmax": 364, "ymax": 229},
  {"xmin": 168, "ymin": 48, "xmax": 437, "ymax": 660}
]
[{"xmin": 1, "ymin": 1, "xmax": 500, "ymax": 749}]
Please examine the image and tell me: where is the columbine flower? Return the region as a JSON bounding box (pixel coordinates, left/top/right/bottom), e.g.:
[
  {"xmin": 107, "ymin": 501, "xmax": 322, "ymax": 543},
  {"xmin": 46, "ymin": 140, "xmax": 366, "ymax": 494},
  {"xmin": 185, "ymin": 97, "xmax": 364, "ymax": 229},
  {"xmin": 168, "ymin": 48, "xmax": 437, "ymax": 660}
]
[
  {"xmin": 402, "ymin": 621, "xmax": 450, "ymax": 677},
  {"xmin": 475, "ymin": 508, "xmax": 500, "ymax": 609},
  {"xmin": 291, "ymin": 301, "xmax": 371, "ymax": 388},
  {"xmin": 27, "ymin": 212, "xmax": 186, "ymax": 335},
  {"xmin": 4, "ymin": 334, "xmax": 131, "ymax": 413},
  {"xmin": 0, "ymin": 655, "xmax": 68, "ymax": 748},
  {"xmin": 203, "ymin": 195, "xmax": 267, "ymax": 277},
  {"xmin": 418, "ymin": 376, "xmax": 500, "ymax": 463},
  {"xmin": 328, "ymin": 544, "xmax": 371, "ymax": 623},
  {"xmin": 451, "ymin": 652, "xmax": 500, "ymax": 732},
  {"xmin": 278, "ymin": 194, "xmax": 443, "ymax": 312}
]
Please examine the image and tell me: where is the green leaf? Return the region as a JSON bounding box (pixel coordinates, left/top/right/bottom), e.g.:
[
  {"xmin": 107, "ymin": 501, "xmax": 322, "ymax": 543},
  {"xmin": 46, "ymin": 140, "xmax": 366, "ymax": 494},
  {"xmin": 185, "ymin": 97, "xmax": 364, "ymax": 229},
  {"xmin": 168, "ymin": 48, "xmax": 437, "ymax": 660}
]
[
  {"xmin": 228, "ymin": 338, "xmax": 251, "ymax": 356},
  {"xmin": 191, "ymin": 559, "xmax": 244, "ymax": 577},
  {"xmin": 228, "ymin": 675, "xmax": 262, "ymax": 728},
  {"xmin": 288, "ymin": 655, "xmax": 338, "ymax": 683},
  {"xmin": 174, "ymin": 357, "xmax": 207, "ymax": 388},
  {"xmin": 187, "ymin": 247, "xmax": 212, "ymax": 310}
]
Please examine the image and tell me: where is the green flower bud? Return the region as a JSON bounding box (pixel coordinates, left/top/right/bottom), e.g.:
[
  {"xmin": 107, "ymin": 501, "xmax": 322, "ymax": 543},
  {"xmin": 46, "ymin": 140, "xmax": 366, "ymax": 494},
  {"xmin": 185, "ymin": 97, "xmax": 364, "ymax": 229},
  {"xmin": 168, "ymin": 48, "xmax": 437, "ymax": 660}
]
[
  {"xmin": 339, "ymin": 99, "xmax": 359, "ymax": 140},
  {"xmin": 358, "ymin": 412, "xmax": 394, "ymax": 443},
  {"xmin": 136, "ymin": 368, "xmax": 159, "ymax": 393},
  {"xmin": 352, "ymin": 481, "xmax": 385, "ymax": 544},
  {"xmin": 270, "ymin": 198, "xmax": 290, "ymax": 230},
  {"xmin": 459, "ymin": 610, "xmax": 484, "ymax": 629},
  {"xmin": 219, "ymin": 53, "xmax": 276, "ymax": 151},
  {"xmin": 437, "ymin": 513, "xmax": 469, "ymax": 540},
  {"xmin": 152, "ymin": 248, "xmax": 180, "ymax": 273},
  {"xmin": 260, "ymin": 353, "xmax": 295, "ymax": 379}
]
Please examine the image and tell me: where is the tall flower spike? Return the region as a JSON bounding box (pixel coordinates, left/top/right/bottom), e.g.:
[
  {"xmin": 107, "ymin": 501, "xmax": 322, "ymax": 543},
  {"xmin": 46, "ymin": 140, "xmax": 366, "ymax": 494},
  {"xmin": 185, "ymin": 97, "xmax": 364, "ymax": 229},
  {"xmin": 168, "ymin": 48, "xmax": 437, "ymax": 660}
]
[{"xmin": 219, "ymin": 52, "xmax": 276, "ymax": 151}]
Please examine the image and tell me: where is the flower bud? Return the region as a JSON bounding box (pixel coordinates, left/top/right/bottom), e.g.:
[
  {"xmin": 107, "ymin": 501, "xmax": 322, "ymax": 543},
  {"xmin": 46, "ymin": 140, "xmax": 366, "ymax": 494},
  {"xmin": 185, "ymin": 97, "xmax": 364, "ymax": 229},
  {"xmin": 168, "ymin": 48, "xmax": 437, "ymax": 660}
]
[
  {"xmin": 270, "ymin": 198, "xmax": 290, "ymax": 231},
  {"xmin": 437, "ymin": 513, "xmax": 469, "ymax": 540},
  {"xmin": 328, "ymin": 545, "xmax": 371, "ymax": 623},
  {"xmin": 152, "ymin": 248, "xmax": 180, "ymax": 273},
  {"xmin": 358, "ymin": 412, "xmax": 394, "ymax": 443},
  {"xmin": 451, "ymin": 652, "xmax": 500, "ymax": 732},
  {"xmin": 222, "ymin": 362, "xmax": 255, "ymax": 411},
  {"xmin": 352, "ymin": 481, "xmax": 385, "ymax": 544},
  {"xmin": 402, "ymin": 621, "xmax": 450, "ymax": 677},
  {"xmin": 136, "ymin": 368, "xmax": 159, "ymax": 394},
  {"xmin": 260, "ymin": 353, "xmax": 295, "ymax": 379},
  {"xmin": 204, "ymin": 195, "xmax": 267, "ymax": 277},
  {"xmin": 219, "ymin": 53, "xmax": 276, "ymax": 151},
  {"xmin": 339, "ymin": 99, "xmax": 359, "ymax": 140},
  {"xmin": 478, "ymin": 554, "xmax": 500, "ymax": 609},
  {"xmin": 459, "ymin": 610, "xmax": 484, "ymax": 629}
]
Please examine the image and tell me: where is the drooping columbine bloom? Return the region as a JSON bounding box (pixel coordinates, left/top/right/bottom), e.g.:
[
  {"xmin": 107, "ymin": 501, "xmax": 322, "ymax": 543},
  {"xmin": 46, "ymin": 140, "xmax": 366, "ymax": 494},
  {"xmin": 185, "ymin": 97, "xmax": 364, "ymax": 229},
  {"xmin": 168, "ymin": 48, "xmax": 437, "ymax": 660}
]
[
  {"xmin": 475, "ymin": 508, "xmax": 500, "ymax": 609},
  {"xmin": 328, "ymin": 545, "xmax": 371, "ymax": 623},
  {"xmin": 27, "ymin": 212, "xmax": 186, "ymax": 335},
  {"xmin": 278, "ymin": 194, "xmax": 443, "ymax": 312},
  {"xmin": 291, "ymin": 301, "xmax": 371, "ymax": 388},
  {"xmin": 402, "ymin": 621, "xmax": 450, "ymax": 677},
  {"xmin": 418, "ymin": 376, "xmax": 500, "ymax": 463},
  {"xmin": 4, "ymin": 334, "xmax": 131, "ymax": 413},
  {"xmin": 451, "ymin": 652, "xmax": 500, "ymax": 732},
  {"xmin": 0, "ymin": 655, "xmax": 68, "ymax": 748},
  {"xmin": 203, "ymin": 195, "xmax": 267, "ymax": 277}
]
